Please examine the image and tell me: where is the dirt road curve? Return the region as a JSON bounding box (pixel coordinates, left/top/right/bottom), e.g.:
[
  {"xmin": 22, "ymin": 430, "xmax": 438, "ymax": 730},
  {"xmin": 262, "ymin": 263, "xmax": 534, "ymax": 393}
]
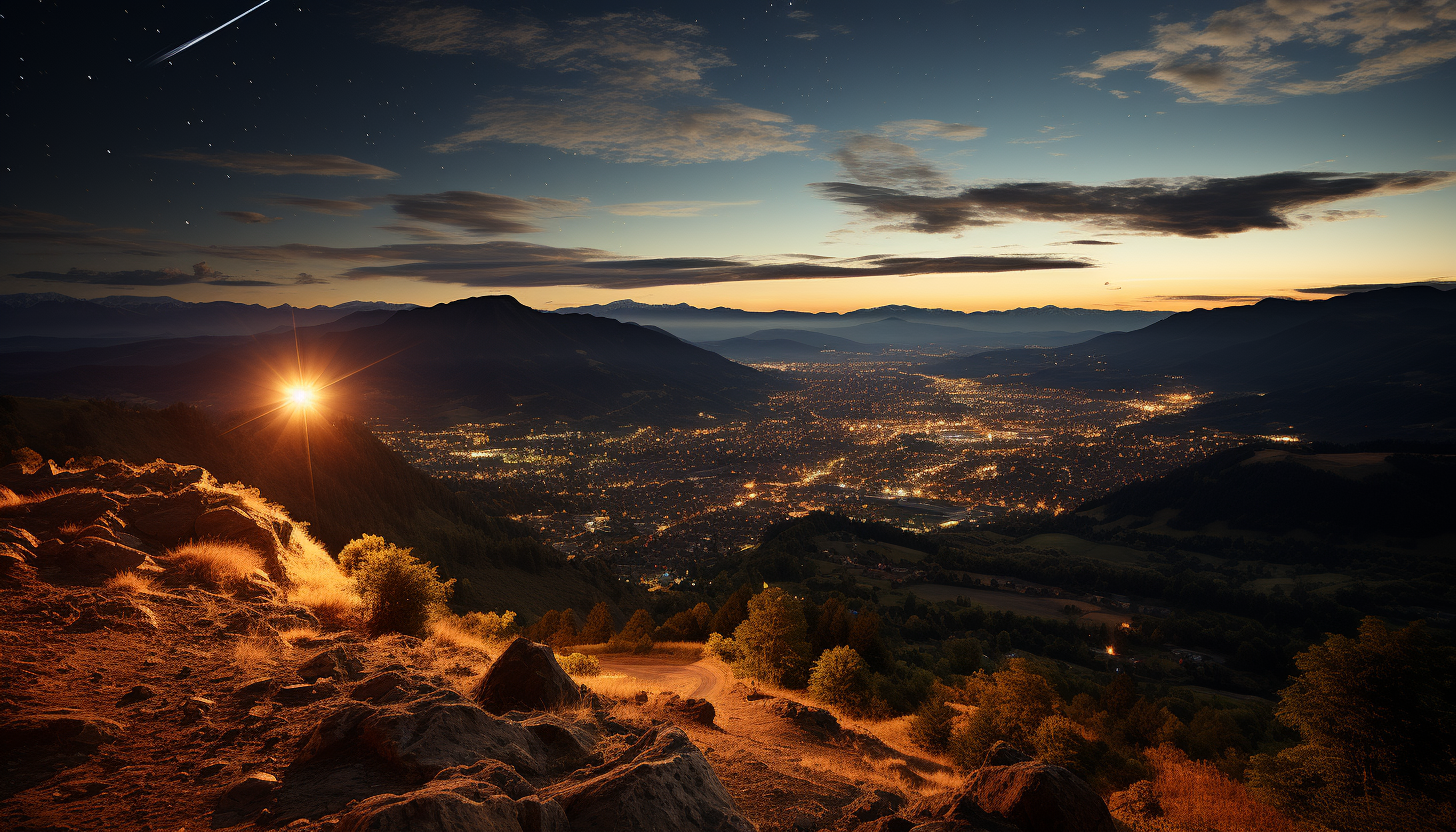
[{"xmin": 596, "ymin": 657, "xmax": 731, "ymax": 700}]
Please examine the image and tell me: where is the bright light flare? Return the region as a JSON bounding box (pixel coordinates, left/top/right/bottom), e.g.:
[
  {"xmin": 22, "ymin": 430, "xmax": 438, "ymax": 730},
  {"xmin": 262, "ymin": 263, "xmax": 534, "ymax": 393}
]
[{"xmin": 286, "ymin": 385, "xmax": 317, "ymax": 407}]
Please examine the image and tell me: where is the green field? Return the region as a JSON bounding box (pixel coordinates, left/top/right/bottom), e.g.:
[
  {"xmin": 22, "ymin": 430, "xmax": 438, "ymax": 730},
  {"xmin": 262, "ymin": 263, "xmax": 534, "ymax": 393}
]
[
  {"xmin": 1020, "ymin": 533, "xmax": 1149, "ymax": 565},
  {"xmin": 814, "ymin": 534, "xmax": 929, "ymax": 563}
]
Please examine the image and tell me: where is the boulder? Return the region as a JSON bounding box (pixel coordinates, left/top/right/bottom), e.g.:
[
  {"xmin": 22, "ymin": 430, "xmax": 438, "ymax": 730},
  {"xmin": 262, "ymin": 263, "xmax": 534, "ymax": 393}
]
[
  {"xmin": 0, "ymin": 711, "xmax": 124, "ymax": 747},
  {"xmin": 352, "ymin": 671, "xmax": 410, "ymax": 704},
  {"xmin": 544, "ymin": 725, "xmax": 753, "ymax": 832},
  {"xmin": 981, "ymin": 742, "xmax": 1032, "ymax": 767},
  {"xmin": 130, "ymin": 502, "xmax": 204, "ymax": 544},
  {"xmin": 117, "ymin": 685, "xmax": 157, "ymax": 705},
  {"xmin": 217, "ymin": 771, "xmax": 278, "ymax": 813},
  {"xmin": 769, "ymin": 698, "xmax": 841, "ymax": 738},
  {"xmin": 28, "ymin": 490, "xmax": 123, "ymax": 527},
  {"xmin": 299, "ymin": 646, "xmax": 366, "ymax": 681},
  {"xmin": 335, "ymin": 779, "xmax": 566, "ymax": 832},
  {"xmin": 293, "ymin": 700, "xmax": 549, "ymax": 782},
  {"xmin": 650, "ymin": 692, "xmax": 716, "ymax": 725},
  {"xmin": 519, "ymin": 714, "xmax": 597, "ymax": 771},
  {"xmin": 949, "ymin": 760, "xmax": 1115, "ymax": 832},
  {"xmin": 844, "ymin": 789, "xmax": 907, "ymax": 825},
  {"xmin": 470, "ymin": 639, "xmax": 581, "ymax": 715},
  {"xmin": 49, "ymin": 537, "xmax": 151, "ymax": 576}
]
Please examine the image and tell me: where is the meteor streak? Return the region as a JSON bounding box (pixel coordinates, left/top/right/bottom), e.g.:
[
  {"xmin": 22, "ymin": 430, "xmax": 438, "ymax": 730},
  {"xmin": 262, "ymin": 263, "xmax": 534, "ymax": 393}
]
[{"xmin": 147, "ymin": 0, "xmax": 275, "ymax": 66}]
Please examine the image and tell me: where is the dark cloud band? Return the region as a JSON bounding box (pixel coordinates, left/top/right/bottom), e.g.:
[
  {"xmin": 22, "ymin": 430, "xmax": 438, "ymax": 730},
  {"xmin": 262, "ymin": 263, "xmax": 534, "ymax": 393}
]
[{"xmin": 813, "ymin": 170, "xmax": 1454, "ymax": 237}]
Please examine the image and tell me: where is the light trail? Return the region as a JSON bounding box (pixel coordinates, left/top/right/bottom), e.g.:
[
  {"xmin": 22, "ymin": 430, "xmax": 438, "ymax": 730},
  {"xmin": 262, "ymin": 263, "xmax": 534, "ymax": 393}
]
[{"xmin": 148, "ymin": 0, "xmax": 275, "ymax": 66}]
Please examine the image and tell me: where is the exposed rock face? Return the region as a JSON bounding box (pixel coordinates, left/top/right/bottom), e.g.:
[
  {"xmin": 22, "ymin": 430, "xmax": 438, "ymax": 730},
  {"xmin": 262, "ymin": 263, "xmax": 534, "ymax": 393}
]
[
  {"xmin": 904, "ymin": 754, "xmax": 1113, "ymax": 832},
  {"xmin": 470, "ymin": 638, "xmax": 582, "ymax": 715},
  {"xmin": 335, "ymin": 779, "xmax": 568, "ymax": 832},
  {"xmin": 545, "ymin": 725, "xmax": 754, "ymax": 832},
  {"xmin": 299, "ymin": 645, "xmax": 366, "ymax": 681}
]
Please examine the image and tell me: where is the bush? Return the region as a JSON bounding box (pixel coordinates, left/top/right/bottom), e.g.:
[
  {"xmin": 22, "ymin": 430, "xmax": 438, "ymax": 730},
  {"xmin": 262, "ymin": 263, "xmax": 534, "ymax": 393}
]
[
  {"xmin": 556, "ymin": 652, "xmax": 601, "ymax": 676},
  {"xmin": 732, "ymin": 587, "xmax": 811, "ymax": 687},
  {"xmin": 460, "ymin": 610, "xmax": 517, "ymax": 640},
  {"xmin": 350, "ymin": 539, "xmax": 454, "ymax": 637},
  {"xmin": 910, "ymin": 698, "xmax": 957, "ymax": 752},
  {"xmin": 808, "ymin": 645, "xmax": 871, "ymax": 712},
  {"xmin": 337, "ymin": 533, "xmax": 392, "ymax": 575},
  {"xmin": 705, "ymin": 632, "xmax": 740, "ymax": 662},
  {"xmin": 1033, "ymin": 715, "xmax": 1087, "ymax": 770}
]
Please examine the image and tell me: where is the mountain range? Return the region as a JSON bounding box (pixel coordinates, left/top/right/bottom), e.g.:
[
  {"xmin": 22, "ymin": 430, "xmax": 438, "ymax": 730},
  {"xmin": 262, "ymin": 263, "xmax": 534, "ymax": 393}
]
[
  {"xmin": 927, "ymin": 286, "xmax": 1456, "ymax": 441},
  {"xmin": 0, "ymin": 293, "xmax": 416, "ymax": 350},
  {"xmin": 0, "ymin": 295, "xmax": 779, "ymax": 426},
  {"xmin": 555, "ymin": 299, "xmax": 1171, "ymax": 342}
]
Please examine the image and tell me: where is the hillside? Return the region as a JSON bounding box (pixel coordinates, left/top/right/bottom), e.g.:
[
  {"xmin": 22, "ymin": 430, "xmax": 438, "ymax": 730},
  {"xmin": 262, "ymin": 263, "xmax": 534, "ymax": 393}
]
[
  {"xmin": 0, "ymin": 452, "xmax": 1131, "ymax": 832},
  {"xmin": 926, "ymin": 287, "xmax": 1456, "ymax": 441},
  {"xmin": 0, "ymin": 295, "xmax": 784, "ymax": 426},
  {"xmin": 0, "ymin": 397, "xmax": 632, "ymax": 616}
]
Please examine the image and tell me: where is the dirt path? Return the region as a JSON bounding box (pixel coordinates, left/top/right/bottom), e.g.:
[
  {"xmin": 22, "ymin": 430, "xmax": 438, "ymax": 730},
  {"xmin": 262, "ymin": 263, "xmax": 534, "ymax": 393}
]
[{"xmin": 596, "ymin": 656, "xmax": 731, "ymax": 699}]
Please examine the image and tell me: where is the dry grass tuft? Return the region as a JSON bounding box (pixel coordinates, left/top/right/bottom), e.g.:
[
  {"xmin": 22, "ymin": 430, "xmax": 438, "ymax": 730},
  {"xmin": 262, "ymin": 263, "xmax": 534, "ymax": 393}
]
[
  {"xmin": 171, "ymin": 540, "xmax": 265, "ymax": 587},
  {"xmin": 232, "ymin": 630, "xmax": 281, "ymax": 670},
  {"xmin": 0, "ymin": 486, "xmax": 23, "ymax": 508},
  {"xmin": 57, "ymin": 522, "xmax": 87, "ymax": 538},
  {"xmin": 579, "ymin": 673, "xmax": 673, "ymax": 699},
  {"xmin": 1112, "ymin": 745, "xmax": 1306, "ymax": 832},
  {"xmin": 277, "ymin": 624, "xmax": 322, "ymax": 646},
  {"xmin": 290, "ymin": 582, "xmax": 361, "ymax": 630},
  {"xmin": 104, "ymin": 571, "xmax": 159, "ymax": 595}
]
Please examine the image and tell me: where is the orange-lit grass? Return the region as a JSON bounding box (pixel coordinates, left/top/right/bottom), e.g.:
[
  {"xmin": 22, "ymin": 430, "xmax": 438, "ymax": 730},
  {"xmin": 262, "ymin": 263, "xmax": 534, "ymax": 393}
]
[
  {"xmin": 1116, "ymin": 745, "xmax": 1306, "ymax": 832},
  {"xmin": 105, "ymin": 571, "xmax": 159, "ymax": 594},
  {"xmin": 171, "ymin": 540, "xmax": 265, "ymax": 587},
  {"xmin": 290, "ymin": 583, "xmax": 361, "ymax": 630}
]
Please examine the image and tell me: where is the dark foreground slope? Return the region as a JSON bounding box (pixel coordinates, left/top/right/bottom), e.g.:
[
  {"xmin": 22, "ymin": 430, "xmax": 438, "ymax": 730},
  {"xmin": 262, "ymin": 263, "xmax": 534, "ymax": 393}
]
[
  {"xmin": 1, "ymin": 295, "xmax": 781, "ymax": 426},
  {"xmin": 927, "ymin": 287, "xmax": 1456, "ymax": 441},
  {"xmin": 0, "ymin": 397, "xmax": 633, "ymax": 615}
]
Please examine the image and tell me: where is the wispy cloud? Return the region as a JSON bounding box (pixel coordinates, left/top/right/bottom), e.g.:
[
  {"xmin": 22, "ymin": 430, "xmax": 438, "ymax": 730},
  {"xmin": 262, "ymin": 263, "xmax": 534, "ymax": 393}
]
[
  {"xmin": 270, "ymin": 196, "xmax": 376, "ymax": 216},
  {"xmin": 330, "ymin": 245, "xmax": 1096, "ymax": 289},
  {"xmin": 813, "ymin": 170, "xmax": 1455, "ymax": 236},
  {"xmin": 878, "ymin": 119, "xmax": 987, "ymax": 142},
  {"xmin": 375, "ymin": 6, "xmax": 813, "ymax": 164},
  {"xmin": 604, "ymin": 200, "xmax": 760, "ymax": 217},
  {"xmin": 151, "ymin": 150, "xmax": 398, "ymax": 179},
  {"xmin": 1071, "ymin": 0, "xmax": 1456, "ymax": 103},
  {"xmin": 387, "ymin": 190, "xmax": 587, "ymax": 234},
  {"xmin": 829, "ymin": 134, "xmax": 952, "ymax": 191},
  {"xmin": 219, "ymin": 211, "xmax": 279, "ymax": 224},
  {"xmin": 11, "ymin": 261, "xmax": 281, "ymax": 287}
]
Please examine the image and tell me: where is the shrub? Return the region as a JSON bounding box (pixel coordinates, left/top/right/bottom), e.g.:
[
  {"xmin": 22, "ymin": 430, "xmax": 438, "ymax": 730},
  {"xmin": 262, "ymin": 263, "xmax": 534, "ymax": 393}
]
[
  {"xmin": 808, "ymin": 645, "xmax": 871, "ymax": 712},
  {"xmin": 705, "ymin": 632, "xmax": 740, "ymax": 662},
  {"xmin": 337, "ymin": 533, "xmax": 392, "ymax": 575},
  {"xmin": 1032, "ymin": 715, "xmax": 1087, "ymax": 770},
  {"xmin": 557, "ymin": 652, "xmax": 601, "ymax": 676},
  {"xmin": 460, "ymin": 610, "xmax": 517, "ymax": 640},
  {"xmin": 350, "ymin": 540, "xmax": 454, "ymax": 637},
  {"xmin": 1115, "ymin": 745, "xmax": 1305, "ymax": 832},
  {"xmin": 910, "ymin": 698, "xmax": 957, "ymax": 752}
]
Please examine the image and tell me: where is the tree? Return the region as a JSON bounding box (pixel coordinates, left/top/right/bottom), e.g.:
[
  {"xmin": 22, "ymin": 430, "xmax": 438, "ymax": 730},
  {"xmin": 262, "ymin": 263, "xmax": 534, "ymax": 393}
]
[
  {"xmin": 951, "ymin": 658, "xmax": 1062, "ymax": 768},
  {"xmin": 849, "ymin": 607, "xmax": 889, "ymax": 669},
  {"xmin": 812, "ymin": 596, "xmax": 851, "ymax": 655},
  {"xmin": 351, "ymin": 540, "xmax": 454, "ymax": 637},
  {"xmin": 732, "ymin": 587, "xmax": 811, "ymax": 687},
  {"xmin": 580, "ymin": 601, "xmax": 615, "ymax": 644},
  {"xmin": 910, "ymin": 698, "xmax": 957, "ymax": 752},
  {"xmin": 550, "ymin": 608, "xmax": 578, "ymax": 648},
  {"xmin": 1032, "ymin": 715, "xmax": 1086, "ymax": 770},
  {"xmin": 711, "ymin": 584, "xmax": 753, "ymax": 636},
  {"xmin": 808, "ymin": 646, "xmax": 871, "ymax": 712},
  {"xmin": 608, "ymin": 609, "xmax": 656, "ymax": 652},
  {"xmin": 527, "ymin": 609, "xmax": 562, "ymax": 643},
  {"xmin": 1250, "ymin": 618, "xmax": 1456, "ymax": 831}
]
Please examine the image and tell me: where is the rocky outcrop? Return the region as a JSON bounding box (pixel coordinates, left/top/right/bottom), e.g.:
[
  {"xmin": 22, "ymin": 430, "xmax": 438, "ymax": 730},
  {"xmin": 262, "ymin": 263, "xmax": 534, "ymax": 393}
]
[
  {"xmin": 335, "ymin": 778, "xmax": 568, "ymax": 832},
  {"xmin": 0, "ymin": 455, "xmax": 334, "ymax": 590},
  {"xmin": 650, "ymin": 691, "xmax": 716, "ymax": 725},
  {"xmin": 545, "ymin": 725, "xmax": 754, "ymax": 832},
  {"xmin": 899, "ymin": 750, "xmax": 1113, "ymax": 832},
  {"xmin": 470, "ymin": 638, "xmax": 582, "ymax": 715}
]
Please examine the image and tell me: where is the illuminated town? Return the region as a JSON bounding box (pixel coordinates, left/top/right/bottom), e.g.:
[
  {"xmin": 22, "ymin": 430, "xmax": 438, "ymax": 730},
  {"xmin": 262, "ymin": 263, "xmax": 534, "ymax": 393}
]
[{"xmin": 375, "ymin": 364, "xmax": 1237, "ymax": 581}]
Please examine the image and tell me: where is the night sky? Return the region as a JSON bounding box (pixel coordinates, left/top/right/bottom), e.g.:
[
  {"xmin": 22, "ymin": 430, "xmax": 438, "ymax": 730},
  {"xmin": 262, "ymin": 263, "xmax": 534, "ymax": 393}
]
[{"xmin": 3, "ymin": 0, "xmax": 1453, "ymax": 311}]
